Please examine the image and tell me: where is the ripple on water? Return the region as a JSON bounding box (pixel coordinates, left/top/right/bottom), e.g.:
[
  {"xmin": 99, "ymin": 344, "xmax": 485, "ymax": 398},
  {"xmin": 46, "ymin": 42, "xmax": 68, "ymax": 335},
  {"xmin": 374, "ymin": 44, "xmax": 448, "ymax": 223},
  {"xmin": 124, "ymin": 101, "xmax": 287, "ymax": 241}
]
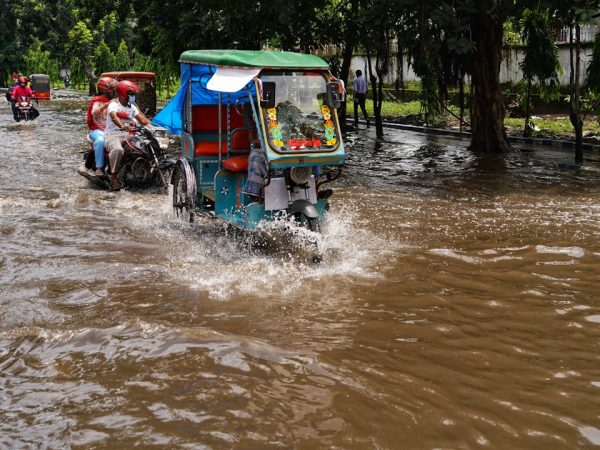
[{"xmin": 0, "ymin": 319, "xmax": 368, "ymax": 447}]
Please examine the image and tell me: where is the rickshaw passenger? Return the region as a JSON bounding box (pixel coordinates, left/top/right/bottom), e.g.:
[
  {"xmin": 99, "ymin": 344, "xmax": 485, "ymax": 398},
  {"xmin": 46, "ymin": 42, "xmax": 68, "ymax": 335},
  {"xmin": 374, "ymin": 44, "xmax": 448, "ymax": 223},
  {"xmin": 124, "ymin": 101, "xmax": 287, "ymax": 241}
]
[{"xmin": 86, "ymin": 77, "xmax": 117, "ymax": 176}]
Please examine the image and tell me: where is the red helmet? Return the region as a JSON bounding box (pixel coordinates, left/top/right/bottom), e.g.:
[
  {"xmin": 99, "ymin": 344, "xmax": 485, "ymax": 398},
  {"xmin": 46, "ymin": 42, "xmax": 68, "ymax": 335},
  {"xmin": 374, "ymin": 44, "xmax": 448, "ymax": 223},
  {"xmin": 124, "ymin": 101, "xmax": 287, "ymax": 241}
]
[
  {"xmin": 97, "ymin": 76, "xmax": 117, "ymax": 97},
  {"xmin": 19, "ymin": 76, "xmax": 28, "ymax": 84},
  {"xmin": 115, "ymin": 80, "xmax": 141, "ymax": 99}
]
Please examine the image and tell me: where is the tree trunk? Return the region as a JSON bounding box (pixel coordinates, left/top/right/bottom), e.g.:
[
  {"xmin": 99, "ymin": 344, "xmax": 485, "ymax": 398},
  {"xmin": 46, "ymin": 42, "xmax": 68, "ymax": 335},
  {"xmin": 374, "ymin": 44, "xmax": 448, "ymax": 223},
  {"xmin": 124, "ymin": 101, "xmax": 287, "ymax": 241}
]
[
  {"xmin": 78, "ymin": 56, "xmax": 97, "ymax": 96},
  {"xmin": 339, "ymin": 42, "xmax": 355, "ymax": 132},
  {"xmin": 0, "ymin": 68, "xmax": 8, "ymax": 88},
  {"xmin": 373, "ymin": 31, "xmax": 389, "ymax": 139},
  {"xmin": 338, "ymin": 0, "xmax": 358, "ymax": 132},
  {"xmin": 569, "ymin": 24, "xmax": 583, "ymax": 164},
  {"xmin": 374, "ymin": 64, "xmax": 384, "ymax": 139},
  {"xmin": 523, "ymin": 78, "xmax": 532, "ymax": 137},
  {"xmin": 366, "ymin": 45, "xmax": 375, "ymax": 121},
  {"xmin": 459, "ymin": 67, "xmax": 465, "ymax": 135},
  {"xmin": 469, "ymin": 8, "xmax": 510, "ymax": 152},
  {"xmin": 367, "ymin": 43, "xmax": 385, "ymax": 139},
  {"xmin": 395, "ymin": 50, "xmax": 404, "ymax": 90}
]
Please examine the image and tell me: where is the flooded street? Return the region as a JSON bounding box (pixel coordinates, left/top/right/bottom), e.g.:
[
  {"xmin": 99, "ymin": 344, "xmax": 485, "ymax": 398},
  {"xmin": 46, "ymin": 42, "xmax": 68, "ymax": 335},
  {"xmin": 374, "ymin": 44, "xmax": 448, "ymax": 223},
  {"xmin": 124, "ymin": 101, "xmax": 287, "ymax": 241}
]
[{"xmin": 2, "ymin": 97, "xmax": 600, "ymax": 449}]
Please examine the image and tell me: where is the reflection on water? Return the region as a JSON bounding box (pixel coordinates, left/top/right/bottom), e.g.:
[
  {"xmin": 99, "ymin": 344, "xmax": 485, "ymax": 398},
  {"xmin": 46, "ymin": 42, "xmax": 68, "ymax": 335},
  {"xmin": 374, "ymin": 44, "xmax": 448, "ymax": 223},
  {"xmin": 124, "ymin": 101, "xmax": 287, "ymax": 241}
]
[{"xmin": 1, "ymin": 99, "xmax": 600, "ymax": 448}]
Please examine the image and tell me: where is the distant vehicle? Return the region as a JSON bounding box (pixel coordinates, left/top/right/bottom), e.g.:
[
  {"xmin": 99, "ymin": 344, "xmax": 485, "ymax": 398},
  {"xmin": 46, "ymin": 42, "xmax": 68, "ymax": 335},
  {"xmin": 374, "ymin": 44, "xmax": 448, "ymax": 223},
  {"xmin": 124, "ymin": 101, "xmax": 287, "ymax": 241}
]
[
  {"xmin": 29, "ymin": 74, "xmax": 51, "ymax": 100},
  {"xmin": 100, "ymin": 71, "xmax": 157, "ymax": 116}
]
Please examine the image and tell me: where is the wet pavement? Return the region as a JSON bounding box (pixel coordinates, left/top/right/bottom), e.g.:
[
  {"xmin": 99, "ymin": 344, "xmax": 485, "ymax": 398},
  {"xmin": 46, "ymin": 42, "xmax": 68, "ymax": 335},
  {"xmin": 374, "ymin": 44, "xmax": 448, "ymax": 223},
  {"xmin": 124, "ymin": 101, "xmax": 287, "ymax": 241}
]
[{"xmin": 1, "ymin": 97, "xmax": 600, "ymax": 448}]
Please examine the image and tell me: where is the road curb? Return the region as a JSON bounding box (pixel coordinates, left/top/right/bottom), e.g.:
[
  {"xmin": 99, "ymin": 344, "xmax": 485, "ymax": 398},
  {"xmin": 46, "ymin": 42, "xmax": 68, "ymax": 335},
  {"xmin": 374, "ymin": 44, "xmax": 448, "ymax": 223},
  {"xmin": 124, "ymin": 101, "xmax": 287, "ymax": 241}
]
[{"xmin": 351, "ymin": 120, "xmax": 600, "ymax": 152}]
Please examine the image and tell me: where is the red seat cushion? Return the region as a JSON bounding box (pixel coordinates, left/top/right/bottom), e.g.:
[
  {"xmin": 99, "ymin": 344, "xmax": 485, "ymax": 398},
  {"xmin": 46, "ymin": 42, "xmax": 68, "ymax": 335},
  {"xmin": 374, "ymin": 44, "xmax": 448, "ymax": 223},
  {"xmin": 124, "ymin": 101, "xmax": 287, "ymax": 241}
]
[
  {"xmin": 194, "ymin": 141, "xmax": 227, "ymax": 156},
  {"xmin": 191, "ymin": 105, "xmax": 244, "ymax": 131},
  {"xmin": 222, "ymin": 156, "xmax": 248, "ymax": 172}
]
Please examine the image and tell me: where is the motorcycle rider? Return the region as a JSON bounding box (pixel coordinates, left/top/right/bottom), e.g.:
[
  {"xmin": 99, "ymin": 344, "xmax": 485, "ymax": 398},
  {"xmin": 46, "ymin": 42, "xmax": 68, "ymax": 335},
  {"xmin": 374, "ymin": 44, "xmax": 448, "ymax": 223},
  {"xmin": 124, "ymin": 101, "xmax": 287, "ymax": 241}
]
[
  {"xmin": 11, "ymin": 76, "xmax": 35, "ymax": 122},
  {"xmin": 104, "ymin": 80, "xmax": 150, "ymax": 190},
  {"xmin": 86, "ymin": 76, "xmax": 117, "ymax": 176}
]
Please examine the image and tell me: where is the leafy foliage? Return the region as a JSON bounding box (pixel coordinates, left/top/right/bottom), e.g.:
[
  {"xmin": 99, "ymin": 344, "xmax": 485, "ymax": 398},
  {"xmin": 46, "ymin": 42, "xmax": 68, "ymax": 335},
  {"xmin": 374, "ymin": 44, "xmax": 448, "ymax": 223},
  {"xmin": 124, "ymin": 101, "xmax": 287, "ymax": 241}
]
[
  {"xmin": 94, "ymin": 40, "xmax": 116, "ymax": 75},
  {"xmin": 23, "ymin": 40, "xmax": 60, "ymax": 82},
  {"xmin": 519, "ymin": 9, "xmax": 560, "ymax": 86},
  {"xmin": 114, "ymin": 40, "xmax": 130, "ymax": 71},
  {"xmin": 5, "ymin": 0, "xmax": 600, "ymax": 154}
]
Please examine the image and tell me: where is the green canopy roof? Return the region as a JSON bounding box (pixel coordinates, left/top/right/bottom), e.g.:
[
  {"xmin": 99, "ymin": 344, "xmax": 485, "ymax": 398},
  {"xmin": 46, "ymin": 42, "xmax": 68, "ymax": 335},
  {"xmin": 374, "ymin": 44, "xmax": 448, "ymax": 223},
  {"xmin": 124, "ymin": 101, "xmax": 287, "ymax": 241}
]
[{"xmin": 179, "ymin": 50, "xmax": 329, "ymax": 69}]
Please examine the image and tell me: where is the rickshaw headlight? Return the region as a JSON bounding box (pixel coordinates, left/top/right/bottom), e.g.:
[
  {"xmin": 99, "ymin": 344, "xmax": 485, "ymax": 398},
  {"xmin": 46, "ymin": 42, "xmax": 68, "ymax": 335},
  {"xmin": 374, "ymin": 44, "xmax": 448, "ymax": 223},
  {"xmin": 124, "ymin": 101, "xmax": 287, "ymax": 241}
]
[{"xmin": 289, "ymin": 167, "xmax": 311, "ymax": 185}]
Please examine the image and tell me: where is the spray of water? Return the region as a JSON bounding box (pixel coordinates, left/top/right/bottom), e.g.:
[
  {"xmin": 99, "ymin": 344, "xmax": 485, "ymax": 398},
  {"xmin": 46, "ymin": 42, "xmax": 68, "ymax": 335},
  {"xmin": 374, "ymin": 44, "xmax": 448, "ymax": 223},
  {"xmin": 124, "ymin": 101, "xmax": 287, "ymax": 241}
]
[{"xmin": 127, "ymin": 198, "xmax": 405, "ymax": 300}]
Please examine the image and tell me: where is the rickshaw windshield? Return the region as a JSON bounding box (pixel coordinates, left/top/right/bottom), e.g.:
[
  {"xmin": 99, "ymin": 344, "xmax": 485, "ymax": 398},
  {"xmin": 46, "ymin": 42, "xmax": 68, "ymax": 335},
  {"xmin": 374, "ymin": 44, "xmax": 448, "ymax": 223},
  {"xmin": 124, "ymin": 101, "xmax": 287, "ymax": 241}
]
[{"xmin": 259, "ymin": 71, "xmax": 340, "ymax": 153}]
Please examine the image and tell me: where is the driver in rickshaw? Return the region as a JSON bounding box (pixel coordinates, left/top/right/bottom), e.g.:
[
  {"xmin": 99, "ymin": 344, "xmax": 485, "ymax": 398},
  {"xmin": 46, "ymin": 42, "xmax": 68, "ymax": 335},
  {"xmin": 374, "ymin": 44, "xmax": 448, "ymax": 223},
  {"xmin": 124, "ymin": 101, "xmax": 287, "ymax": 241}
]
[{"xmin": 275, "ymin": 79, "xmax": 318, "ymax": 140}]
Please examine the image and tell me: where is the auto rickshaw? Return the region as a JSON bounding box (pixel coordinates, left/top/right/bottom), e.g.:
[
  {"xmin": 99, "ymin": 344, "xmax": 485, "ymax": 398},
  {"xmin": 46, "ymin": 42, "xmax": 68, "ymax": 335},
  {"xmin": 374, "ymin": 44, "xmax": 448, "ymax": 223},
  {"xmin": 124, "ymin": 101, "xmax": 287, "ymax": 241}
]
[
  {"xmin": 29, "ymin": 74, "xmax": 51, "ymax": 100},
  {"xmin": 153, "ymin": 50, "xmax": 345, "ymax": 242},
  {"xmin": 100, "ymin": 71, "xmax": 157, "ymax": 116}
]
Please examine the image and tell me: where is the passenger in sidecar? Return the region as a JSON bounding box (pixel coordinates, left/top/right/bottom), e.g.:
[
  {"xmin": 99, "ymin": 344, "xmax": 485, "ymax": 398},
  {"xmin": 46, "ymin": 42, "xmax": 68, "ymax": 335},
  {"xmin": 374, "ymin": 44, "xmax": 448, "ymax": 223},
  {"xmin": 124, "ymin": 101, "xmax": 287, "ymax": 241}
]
[{"xmin": 86, "ymin": 77, "xmax": 117, "ymax": 176}]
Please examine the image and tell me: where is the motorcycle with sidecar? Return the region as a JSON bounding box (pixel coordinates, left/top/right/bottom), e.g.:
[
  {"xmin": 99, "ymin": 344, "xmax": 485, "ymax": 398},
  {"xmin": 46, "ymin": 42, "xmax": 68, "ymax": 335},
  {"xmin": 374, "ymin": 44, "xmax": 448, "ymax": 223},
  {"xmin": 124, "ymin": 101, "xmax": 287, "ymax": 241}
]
[{"xmin": 78, "ymin": 122, "xmax": 174, "ymax": 190}]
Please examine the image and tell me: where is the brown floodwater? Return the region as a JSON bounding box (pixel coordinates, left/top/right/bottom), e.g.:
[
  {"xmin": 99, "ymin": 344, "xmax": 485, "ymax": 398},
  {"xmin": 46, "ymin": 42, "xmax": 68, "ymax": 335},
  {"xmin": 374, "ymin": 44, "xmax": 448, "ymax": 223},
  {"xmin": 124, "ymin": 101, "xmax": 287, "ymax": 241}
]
[{"xmin": 1, "ymin": 96, "xmax": 600, "ymax": 449}]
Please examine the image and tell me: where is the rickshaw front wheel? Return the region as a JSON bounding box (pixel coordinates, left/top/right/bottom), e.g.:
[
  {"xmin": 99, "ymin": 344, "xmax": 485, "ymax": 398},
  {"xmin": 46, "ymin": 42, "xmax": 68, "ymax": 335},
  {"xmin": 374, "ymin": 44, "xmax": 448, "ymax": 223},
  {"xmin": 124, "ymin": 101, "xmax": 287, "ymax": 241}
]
[
  {"xmin": 306, "ymin": 216, "xmax": 320, "ymax": 233},
  {"xmin": 172, "ymin": 168, "xmax": 194, "ymax": 223}
]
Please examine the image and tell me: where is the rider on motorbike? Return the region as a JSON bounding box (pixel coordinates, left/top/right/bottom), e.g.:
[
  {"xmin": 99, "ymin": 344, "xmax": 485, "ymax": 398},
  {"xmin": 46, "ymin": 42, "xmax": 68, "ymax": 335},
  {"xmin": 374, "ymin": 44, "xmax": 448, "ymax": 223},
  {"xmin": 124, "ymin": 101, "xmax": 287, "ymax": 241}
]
[
  {"xmin": 104, "ymin": 80, "xmax": 150, "ymax": 190},
  {"xmin": 86, "ymin": 76, "xmax": 117, "ymax": 176},
  {"xmin": 11, "ymin": 76, "xmax": 34, "ymax": 122}
]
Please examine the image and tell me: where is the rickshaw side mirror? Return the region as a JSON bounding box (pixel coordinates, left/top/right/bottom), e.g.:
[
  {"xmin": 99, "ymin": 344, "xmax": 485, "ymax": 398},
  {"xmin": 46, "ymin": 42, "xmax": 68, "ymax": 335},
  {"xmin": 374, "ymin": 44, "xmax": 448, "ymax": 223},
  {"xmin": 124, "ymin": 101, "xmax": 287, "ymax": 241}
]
[
  {"xmin": 261, "ymin": 81, "xmax": 276, "ymax": 108},
  {"xmin": 326, "ymin": 82, "xmax": 342, "ymax": 109}
]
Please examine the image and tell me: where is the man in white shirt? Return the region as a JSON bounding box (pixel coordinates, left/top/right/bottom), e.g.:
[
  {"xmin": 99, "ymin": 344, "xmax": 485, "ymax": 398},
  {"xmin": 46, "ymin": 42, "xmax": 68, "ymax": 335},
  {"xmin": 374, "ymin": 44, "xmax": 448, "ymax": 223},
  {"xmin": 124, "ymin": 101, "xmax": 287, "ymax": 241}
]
[
  {"xmin": 353, "ymin": 69, "xmax": 370, "ymax": 129},
  {"xmin": 104, "ymin": 80, "xmax": 150, "ymax": 190}
]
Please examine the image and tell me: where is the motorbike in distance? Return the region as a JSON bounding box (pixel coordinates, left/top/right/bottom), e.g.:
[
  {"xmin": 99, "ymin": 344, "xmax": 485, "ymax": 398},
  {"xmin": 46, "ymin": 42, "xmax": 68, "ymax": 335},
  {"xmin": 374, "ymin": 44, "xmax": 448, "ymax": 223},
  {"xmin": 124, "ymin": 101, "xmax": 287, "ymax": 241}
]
[
  {"xmin": 7, "ymin": 94, "xmax": 40, "ymax": 122},
  {"xmin": 78, "ymin": 122, "xmax": 175, "ymax": 191}
]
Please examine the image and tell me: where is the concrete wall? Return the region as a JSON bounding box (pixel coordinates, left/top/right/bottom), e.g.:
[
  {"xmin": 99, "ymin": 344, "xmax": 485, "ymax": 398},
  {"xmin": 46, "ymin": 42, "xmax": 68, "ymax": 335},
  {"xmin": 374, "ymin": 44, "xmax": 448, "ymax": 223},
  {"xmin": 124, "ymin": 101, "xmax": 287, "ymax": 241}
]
[{"xmin": 349, "ymin": 45, "xmax": 594, "ymax": 88}]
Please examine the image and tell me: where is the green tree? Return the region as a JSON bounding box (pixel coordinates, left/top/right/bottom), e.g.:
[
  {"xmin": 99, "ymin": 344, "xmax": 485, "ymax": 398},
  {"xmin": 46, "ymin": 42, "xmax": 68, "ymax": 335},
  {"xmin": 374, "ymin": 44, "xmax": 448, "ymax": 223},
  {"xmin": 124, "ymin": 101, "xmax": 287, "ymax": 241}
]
[
  {"xmin": 0, "ymin": 0, "xmax": 35, "ymax": 86},
  {"xmin": 67, "ymin": 20, "xmax": 96, "ymax": 88},
  {"xmin": 94, "ymin": 40, "xmax": 116, "ymax": 75},
  {"xmin": 22, "ymin": 0, "xmax": 134, "ymax": 92},
  {"xmin": 519, "ymin": 8, "xmax": 560, "ymax": 137},
  {"xmin": 557, "ymin": 0, "xmax": 600, "ymax": 163},
  {"xmin": 115, "ymin": 39, "xmax": 130, "ymax": 70},
  {"xmin": 356, "ymin": 0, "xmax": 398, "ymax": 138},
  {"xmin": 23, "ymin": 40, "xmax": 60, "ymax": 82}
]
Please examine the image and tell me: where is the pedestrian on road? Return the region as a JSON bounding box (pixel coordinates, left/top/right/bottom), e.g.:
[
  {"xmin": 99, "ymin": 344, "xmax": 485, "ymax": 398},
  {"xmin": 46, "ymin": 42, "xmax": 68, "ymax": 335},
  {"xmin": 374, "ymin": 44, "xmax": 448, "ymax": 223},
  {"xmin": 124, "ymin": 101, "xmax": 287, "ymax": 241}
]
[{"xmin": 353, "ymin": 69, "xmax": 370, "ymax": 129}]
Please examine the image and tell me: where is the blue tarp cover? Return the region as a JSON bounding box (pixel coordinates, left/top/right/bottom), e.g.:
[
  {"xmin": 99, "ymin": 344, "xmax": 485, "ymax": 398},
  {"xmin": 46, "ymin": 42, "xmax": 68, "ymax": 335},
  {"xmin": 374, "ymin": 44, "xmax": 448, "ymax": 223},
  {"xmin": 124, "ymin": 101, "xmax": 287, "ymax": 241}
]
[{"xmin": 152, "ymin": 63, "xmax": 256, "ymax": 135}]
